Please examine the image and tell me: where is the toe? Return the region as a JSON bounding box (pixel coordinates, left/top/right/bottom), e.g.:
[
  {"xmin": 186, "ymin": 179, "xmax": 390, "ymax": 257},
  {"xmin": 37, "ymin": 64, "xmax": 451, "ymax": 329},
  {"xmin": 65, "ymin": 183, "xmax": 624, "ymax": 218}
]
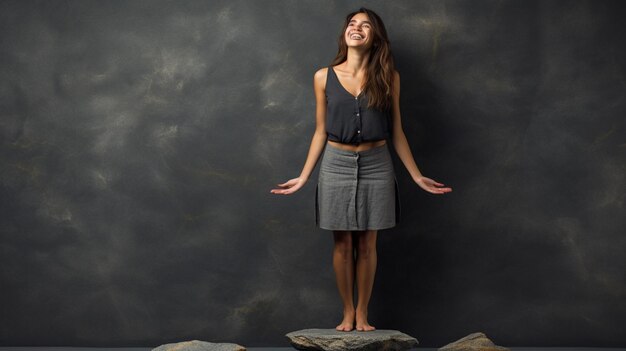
[{"xmin": 337, "ymin": 324, "xmax": 351, "ymax": 332}]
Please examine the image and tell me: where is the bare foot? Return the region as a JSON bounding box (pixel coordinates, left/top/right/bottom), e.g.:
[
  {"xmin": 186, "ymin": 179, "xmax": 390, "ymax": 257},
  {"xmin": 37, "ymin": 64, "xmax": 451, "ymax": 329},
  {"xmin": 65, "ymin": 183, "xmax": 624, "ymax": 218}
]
[
  {"xmin": 336, "ymin": 309, "xmax": 355, "ymax": 331},
  {"xmin": 355, "ymin": 310, "xmax": 375, "ymax": 331}
]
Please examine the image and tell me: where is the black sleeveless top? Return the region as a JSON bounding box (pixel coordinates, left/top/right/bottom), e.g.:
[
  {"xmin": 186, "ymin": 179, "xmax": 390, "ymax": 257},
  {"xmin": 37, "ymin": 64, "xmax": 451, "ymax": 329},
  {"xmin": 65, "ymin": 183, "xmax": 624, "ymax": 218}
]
[{"xmin": 325, "ymin": 66, "xmax": 391, "ymax": 145}]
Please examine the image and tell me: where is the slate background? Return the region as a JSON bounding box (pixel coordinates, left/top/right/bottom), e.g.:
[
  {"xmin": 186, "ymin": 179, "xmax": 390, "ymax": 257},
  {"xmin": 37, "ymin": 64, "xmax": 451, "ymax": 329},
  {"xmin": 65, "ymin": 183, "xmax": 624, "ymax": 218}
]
[{"xmin": 1, "ymin": 0, "xmax": 624, "ymax": 348}]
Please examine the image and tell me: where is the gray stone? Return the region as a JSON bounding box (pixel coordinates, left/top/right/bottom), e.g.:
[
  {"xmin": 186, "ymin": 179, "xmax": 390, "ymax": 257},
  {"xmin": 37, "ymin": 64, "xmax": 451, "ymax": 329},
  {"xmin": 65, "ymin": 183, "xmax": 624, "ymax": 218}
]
[
  {"xmin": 438, "ymin": 332, "xmax": 509, "ymax": 351},
  {"xmin": 286, "ymin": 328, "xmax": 419, "ymax": 351},
  {"xmin": 152, "ymin": 339, "xmax": 246, "ymax": 351}
]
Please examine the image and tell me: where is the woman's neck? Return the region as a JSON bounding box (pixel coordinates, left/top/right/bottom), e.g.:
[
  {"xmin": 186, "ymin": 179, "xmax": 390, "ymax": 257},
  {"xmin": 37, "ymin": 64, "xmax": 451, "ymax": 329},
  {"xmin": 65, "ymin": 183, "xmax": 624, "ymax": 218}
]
[{"xmin": 343, "ymin": 47, "xmax": 370, "ymax": 74}]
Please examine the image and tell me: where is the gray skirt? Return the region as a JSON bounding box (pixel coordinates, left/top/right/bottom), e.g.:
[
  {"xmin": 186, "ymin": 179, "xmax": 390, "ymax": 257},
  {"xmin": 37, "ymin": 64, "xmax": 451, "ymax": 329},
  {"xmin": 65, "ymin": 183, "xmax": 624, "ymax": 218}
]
[{"xmin": 316, "ymin": 142, "xmax": 400, "ymax": 231}]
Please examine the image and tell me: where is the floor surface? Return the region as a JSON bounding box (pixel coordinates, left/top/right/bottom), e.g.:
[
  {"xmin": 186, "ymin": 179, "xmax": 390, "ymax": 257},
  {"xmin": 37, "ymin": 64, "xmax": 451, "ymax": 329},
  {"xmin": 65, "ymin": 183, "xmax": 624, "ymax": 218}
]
[{"xmin": 1, "ymin": 347, "xmax": 626, "ymax": 351}]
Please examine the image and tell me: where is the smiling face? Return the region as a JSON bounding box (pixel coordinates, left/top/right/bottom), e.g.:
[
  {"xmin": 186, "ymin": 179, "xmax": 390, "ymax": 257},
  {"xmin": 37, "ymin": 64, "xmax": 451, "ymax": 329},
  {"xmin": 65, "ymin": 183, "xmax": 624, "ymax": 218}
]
[{"xmin": 344, "ymin": 12, "xmax": 374, "ymax": 49}]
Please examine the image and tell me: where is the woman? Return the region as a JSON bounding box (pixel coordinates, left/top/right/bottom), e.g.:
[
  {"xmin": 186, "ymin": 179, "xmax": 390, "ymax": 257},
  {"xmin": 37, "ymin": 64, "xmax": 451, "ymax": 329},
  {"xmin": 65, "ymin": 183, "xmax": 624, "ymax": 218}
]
[{"xmin": 271, "ymin": 7, "xmax": 452, "ymax": 332}]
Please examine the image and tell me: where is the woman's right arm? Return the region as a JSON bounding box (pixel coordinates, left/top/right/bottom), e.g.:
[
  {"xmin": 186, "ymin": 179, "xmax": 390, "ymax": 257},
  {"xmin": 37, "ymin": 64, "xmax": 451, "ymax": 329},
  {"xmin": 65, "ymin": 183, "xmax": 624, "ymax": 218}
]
[{"xmin": 270, "ymin": 68, "xmax": 328, "ymax": 195}]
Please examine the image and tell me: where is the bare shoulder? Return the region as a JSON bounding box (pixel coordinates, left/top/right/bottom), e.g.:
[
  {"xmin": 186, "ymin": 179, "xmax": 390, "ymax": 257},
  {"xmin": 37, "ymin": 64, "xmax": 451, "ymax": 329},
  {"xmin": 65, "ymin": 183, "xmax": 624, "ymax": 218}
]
[
  {"xmin": 393, "ymin": 69, "xmax": 400, "ymax": 81},
  {"xmin": 314, "ymin": 67, "xmax": 328, "ymax": 83},
  {"xmin": 392, "ymin": 69, "xmax": 401, "ymax": 95},
  {"xmin": 313, "ymin": 67, "xmax": 329, "ymax": 91}
]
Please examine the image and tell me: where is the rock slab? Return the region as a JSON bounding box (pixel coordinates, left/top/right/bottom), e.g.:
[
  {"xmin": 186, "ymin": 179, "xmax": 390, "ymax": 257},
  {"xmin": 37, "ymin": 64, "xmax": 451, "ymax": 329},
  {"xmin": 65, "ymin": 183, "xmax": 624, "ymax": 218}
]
[
  {"xmin": 152, "ymin": 339, "xmax": 246, "ymax": 351},
  {"xmin": 438, "ymin": 332, "xmax": 509, "ymax": 351},
  {"xmin": 286, "ymin": 328, "xmax": 419, "ymax": 351}
]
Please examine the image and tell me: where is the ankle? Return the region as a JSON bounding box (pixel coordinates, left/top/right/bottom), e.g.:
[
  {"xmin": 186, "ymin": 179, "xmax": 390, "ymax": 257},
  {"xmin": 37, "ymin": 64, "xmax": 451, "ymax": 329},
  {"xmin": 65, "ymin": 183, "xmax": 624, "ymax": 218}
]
[{"xmin": 355, "ymin": 307, "xmax": 368, "ymax": 316}]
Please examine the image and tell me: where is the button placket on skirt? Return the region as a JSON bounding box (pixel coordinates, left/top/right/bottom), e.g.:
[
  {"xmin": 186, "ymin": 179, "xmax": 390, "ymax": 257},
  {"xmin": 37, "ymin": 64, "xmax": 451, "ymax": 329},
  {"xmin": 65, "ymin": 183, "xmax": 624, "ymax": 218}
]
[{"xmin": 352, "ymin": 152, "xmax": 360, "ymax": 227}]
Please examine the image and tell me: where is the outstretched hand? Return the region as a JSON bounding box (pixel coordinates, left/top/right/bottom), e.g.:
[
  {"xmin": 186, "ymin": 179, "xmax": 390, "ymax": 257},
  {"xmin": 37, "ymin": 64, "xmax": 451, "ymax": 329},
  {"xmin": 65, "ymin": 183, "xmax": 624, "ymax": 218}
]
[
  {"xmin": 415, "ymin": 176, "xmax": 452, "ymax": 194},
  {"xmin": 270, "ymin": 177, "xmax": 306, "ymax": 195}
]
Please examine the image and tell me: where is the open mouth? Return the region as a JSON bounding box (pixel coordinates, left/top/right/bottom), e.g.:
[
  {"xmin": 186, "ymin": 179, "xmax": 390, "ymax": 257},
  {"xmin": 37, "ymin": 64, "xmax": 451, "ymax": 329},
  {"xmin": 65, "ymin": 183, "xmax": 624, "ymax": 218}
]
[{"xmin": 349, "ymin": 33, "xmax": 364, "ymax": 40}]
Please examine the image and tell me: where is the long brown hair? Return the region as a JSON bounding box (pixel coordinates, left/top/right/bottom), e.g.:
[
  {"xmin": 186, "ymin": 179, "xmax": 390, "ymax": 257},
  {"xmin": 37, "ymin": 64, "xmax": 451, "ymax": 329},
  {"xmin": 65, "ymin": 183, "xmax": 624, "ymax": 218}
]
[{"xmin": 330, "ymin": 7, "xmax": 396, "ymax": 112}]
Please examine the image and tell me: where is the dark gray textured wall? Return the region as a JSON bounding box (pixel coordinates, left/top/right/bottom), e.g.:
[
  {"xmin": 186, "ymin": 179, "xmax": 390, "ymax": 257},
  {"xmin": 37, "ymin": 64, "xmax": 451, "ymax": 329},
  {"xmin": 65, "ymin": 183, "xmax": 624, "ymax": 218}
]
[{"xmin": 1, "ymin": 0, "xmax": 624, "ymax": 347}]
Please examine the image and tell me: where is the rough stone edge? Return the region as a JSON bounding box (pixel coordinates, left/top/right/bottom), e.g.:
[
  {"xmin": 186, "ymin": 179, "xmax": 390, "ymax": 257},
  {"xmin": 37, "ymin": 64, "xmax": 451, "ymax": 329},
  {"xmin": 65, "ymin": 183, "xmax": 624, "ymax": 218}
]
[
  {"xmin": 438, "ymin": 332, "xmax": 509, "ymax": 351},
  {"xmin": 152, "ymin": 339, "xmax": 246, "ymax": 351},
  {"xmin": 286, "ymin": 329, "xmax": 418, "ymax": 351}
]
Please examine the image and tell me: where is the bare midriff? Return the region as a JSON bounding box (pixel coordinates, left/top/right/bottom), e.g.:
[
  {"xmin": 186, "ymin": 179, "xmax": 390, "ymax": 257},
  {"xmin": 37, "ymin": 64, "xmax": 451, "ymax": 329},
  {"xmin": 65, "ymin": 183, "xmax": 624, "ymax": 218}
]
[{"xmin": 327, "ymin": 139, "xmax": 386, "ymax": 152}]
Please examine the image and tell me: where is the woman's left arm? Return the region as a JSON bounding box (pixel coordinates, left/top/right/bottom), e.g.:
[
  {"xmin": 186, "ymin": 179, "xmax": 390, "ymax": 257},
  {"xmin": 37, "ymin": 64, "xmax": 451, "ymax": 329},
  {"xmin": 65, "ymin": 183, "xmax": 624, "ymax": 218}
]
[{"xmin": 390, "ymin": 70, "xmax": 452, "ymax": 194}]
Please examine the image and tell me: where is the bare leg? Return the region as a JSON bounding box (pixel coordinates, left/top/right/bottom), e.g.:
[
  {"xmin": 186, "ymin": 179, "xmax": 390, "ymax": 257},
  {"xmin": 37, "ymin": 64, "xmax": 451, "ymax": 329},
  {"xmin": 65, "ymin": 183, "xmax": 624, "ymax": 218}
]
[
  {"xmin": 333, "ymin": 230, "xmax": 355, "ymax": 331},
  {"xmin": 354, "ymin": 230, "xmax": 377, "ymax": 331}
]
